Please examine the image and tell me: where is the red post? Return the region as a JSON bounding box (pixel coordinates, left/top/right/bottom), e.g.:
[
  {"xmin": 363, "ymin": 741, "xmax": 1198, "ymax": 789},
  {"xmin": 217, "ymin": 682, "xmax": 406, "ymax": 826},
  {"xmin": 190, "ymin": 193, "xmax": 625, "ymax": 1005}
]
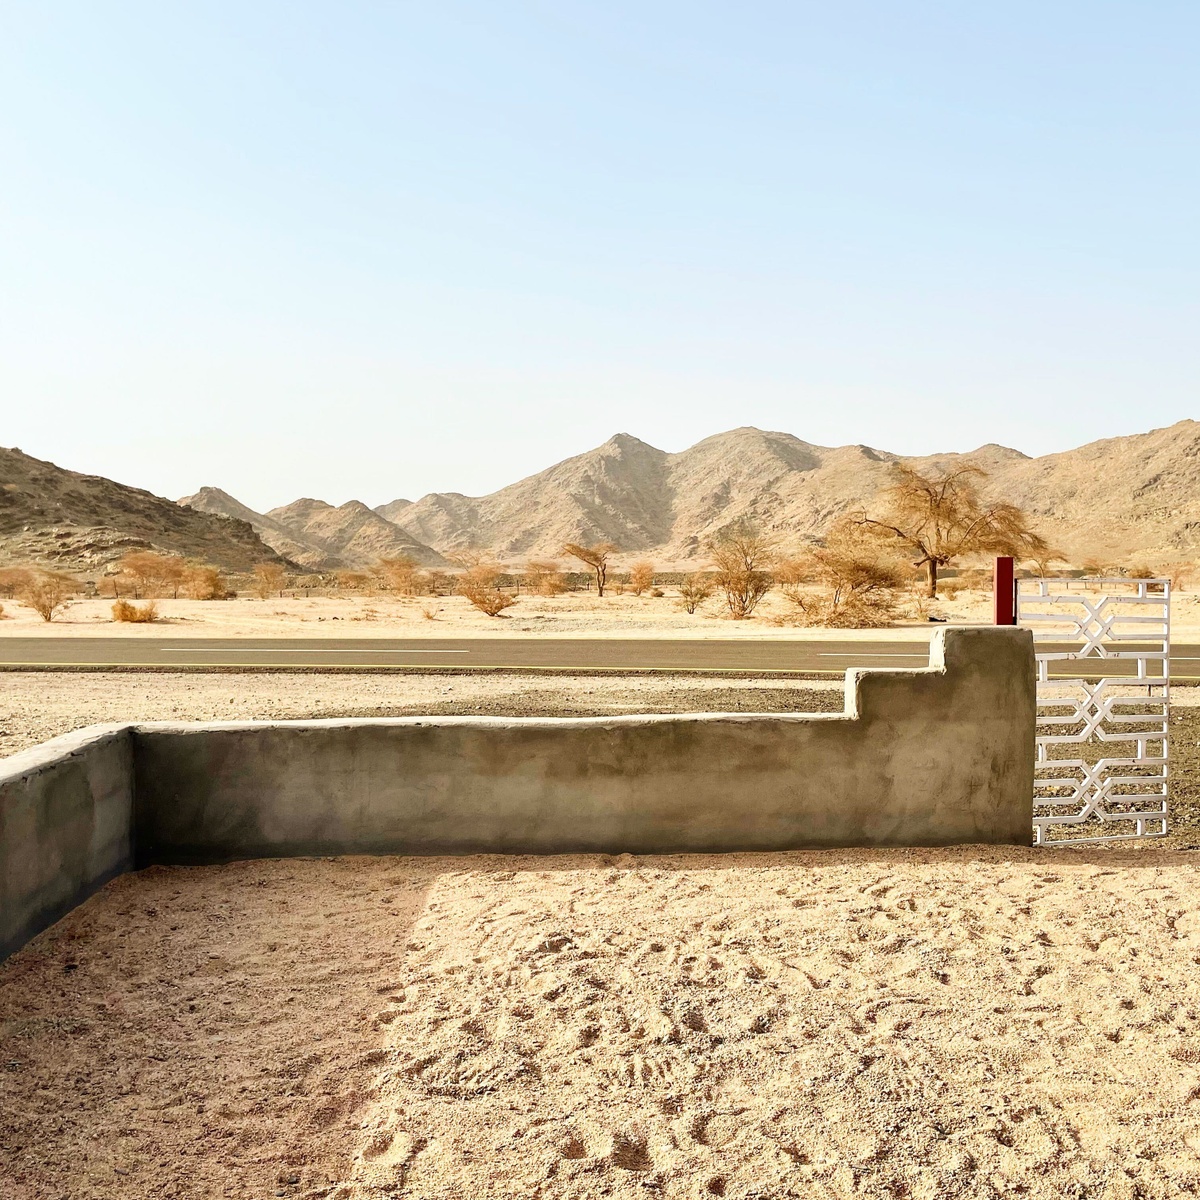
[{"xmin": 993, "ymin": 556, "xmax": 1016, "ymax": 625}]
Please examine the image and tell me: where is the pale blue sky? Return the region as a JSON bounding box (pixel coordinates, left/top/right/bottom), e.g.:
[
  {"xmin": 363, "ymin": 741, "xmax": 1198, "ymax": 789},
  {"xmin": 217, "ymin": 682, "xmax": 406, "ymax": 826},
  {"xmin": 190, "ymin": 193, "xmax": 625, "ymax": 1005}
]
[{"xmin": 1, "ymin": 2, "xmax": 1196, "ymax": 510}]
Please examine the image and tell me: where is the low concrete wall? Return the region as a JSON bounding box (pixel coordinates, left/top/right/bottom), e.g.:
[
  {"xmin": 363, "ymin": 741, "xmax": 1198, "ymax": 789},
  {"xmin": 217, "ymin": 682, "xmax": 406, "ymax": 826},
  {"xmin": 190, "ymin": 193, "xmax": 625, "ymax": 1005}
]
[
  {"xmin": 0, "ymin": 725, "xmax": 134, "ymax": 960},
  {"xmin": 1, "ymin": 626, "xmax": 1035, "ymax": 961},
  {"xmin": 133, "ymin": 627, "xmax": 1034, "ymax": 861}
]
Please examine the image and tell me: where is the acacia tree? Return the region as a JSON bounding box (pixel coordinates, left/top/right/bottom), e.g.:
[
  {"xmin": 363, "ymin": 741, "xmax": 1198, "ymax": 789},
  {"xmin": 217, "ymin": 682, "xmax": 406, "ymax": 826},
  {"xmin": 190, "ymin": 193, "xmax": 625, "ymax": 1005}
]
[
  {"xmin": 706, "ymin": 522, "xmax": 775, "ymax": 619},
  {"xmin": 562, "ymin": 542, "xmax": 617, "ymax": 597},
  {"xmin": 851, "ymin": 464, "xmax": 1048, "ymax": 597}
]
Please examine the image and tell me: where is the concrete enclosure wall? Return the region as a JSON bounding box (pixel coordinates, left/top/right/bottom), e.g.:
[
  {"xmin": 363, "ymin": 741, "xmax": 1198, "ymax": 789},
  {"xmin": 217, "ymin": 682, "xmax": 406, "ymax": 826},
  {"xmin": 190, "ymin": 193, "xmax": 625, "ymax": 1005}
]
[
  {"xmin": 2, "ymin": 626, "xmax": 1034, "ymax": 960},
  {"xmin": 0, "ymin": 726, "xmax": 134, "ymax": 960}
]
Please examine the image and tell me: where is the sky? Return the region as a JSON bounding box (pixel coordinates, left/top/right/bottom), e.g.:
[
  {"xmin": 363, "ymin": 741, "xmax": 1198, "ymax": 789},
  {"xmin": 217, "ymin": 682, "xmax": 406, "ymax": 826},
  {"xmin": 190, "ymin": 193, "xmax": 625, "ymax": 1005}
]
[{"xmin": 1, "ymin": 2, "xmax": 1197, "ymax": 512}]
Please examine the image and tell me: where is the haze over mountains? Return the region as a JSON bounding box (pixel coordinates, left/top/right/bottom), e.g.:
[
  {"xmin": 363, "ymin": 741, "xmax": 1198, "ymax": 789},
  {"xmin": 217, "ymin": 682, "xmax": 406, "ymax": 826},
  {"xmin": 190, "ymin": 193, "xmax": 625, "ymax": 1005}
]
[{"xmin": 4, "ymin": 421, "xmax": 1200, "ymax": 574}]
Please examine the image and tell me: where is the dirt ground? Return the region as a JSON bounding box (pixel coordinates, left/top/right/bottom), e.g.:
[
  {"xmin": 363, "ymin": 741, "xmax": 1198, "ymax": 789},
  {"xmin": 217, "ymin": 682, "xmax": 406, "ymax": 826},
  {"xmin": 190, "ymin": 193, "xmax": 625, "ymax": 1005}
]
[{"xmin": 5, "ymin": 849, "xmax": 1200, "ymax": 1198}]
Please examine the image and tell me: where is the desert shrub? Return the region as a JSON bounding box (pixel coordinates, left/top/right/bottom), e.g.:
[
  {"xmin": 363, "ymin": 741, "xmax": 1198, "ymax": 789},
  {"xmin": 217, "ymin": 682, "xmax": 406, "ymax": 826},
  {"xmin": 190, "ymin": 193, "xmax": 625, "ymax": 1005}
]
[
  {"xmin": 707, "ymin": 523, "xmax": 775, "ymax": 619},
  {"xmin": 183, "ymin": 562, "xmax": 225, "ymax": 600},
  {"xmin": 781, "ymin": 523, "xmax": 908, "ymax": 628},
  {"xmin": 112, "ymin": 599, "xmax": 159, "ymax": 623},
  {"xmin": 118, "ymin": 550, "xmax": 186, "ymax": 598},
  {"xmin": 1129, "ymin": 564, "xmax": 1158, "ymax": 580},
  {"xmin": 334, "ymin": 570, "xmax": 373, "ymax": 592},
  {"xmin": 650, "ymin": 587, "xmax": 664, "ymax": 598},
  {"xmin": 420, "ymin": 602, "xmax": 440, "ymax": 620},
  {"xmin": 253, "ymin": 562, "xmax": 288, "ymax": 598},
  {"xmin": 677, "ymin": 573, "xmax": 714, "ymax": 614},
  {"xmin": 629, "ymin": 560, "xmax": 655, "ymax": 596},
  {"xmin": 522, "ymin": 559, "xmax": 567, "ymax": 596},
  {"xmin": 0, "ymin": 567, "xmax": 33, "ymax": 598},
  {"xmin": 376, "ymin": 555, "xmax": 420, "ymax": 595},
  {"xmin": 18, "ymin": 571, "xmax": 77, "ymax": 622},
  {"xmin": 458, "ymin": 563, "xmax": 516, "ymax": 616}
]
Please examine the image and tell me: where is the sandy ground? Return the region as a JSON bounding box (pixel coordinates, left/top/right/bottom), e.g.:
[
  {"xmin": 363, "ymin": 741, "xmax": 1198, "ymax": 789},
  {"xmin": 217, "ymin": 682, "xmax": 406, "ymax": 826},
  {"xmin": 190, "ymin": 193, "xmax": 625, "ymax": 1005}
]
[
  {"xmin": 4, "ymin": 587, "xmax": 1198, "ymax": 640},
  {"xmin": 6, "ymin": 849, "xmax": 1200, "ymax": 1198}
]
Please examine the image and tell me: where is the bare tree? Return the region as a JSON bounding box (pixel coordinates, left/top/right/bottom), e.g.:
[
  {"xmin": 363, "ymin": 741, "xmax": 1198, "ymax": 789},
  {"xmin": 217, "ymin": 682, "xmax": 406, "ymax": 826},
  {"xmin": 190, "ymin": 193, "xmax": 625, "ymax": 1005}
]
[
  {"xmin": 253, "ymin": 562, "xmax": 288, "ymax": 598},
  {"xmin": 562, "ymin": 542, "xmax": 617, "ymax": 597},
  {"xmin": 628, "ymin": 560, "xmax": 655, "ymax": 596},
  {"xmin": 851, "ymin": 464, "xmax": 1048, "ymax": 597},
  {"xmin": 18, "ymin": 570, "xmax": 77, "ymax": 622},
  {"xmin": 677, "ymin": 572, "xmax": 714, "ymax": 614},
  {"xmin": 706, "ymin": 522, "xmax": 775, "ymax": 619}
]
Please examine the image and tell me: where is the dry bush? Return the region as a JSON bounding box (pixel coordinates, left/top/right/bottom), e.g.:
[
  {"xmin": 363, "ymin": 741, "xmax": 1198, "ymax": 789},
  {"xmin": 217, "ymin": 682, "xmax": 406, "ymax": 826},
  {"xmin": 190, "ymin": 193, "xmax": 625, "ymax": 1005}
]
[
  {"xmin": 0, "ymin": 567, "xmax": 34, "ymax": 598},
  {"xmin": 252, "ymin": 562, "xmax": 287, "ymax": 598},
  {"xmin": 522, "ymin": 559, "xmax": 567, "ymax": 596},
  {"xmin": 112, "ymin": 599, "xmax": 159, "ymax": 623},
  {"xmin": 419, "ymin": 602, "xmax": 440, "ymax": 620},
  {"xmin": 183, "ymin": 562, "xmax": 225, "ymax": 600},
  {"xmin": 781, "ymin": 523, "xmax": 908, "ymax": 628},
  {"xmin": 17, "ymin": 571, "xmax": 77, "ymax": 622},
  {"xmin": 333, "ymin": 570, "xmax": 373, "ymax": 592},
  {"xmin": 423, "ymin": 569, "xmax": 453, "ymax": 596},
  {"xmin": 0, "ymin": 602, "xmax": 5, "ymax": 619},
  {"xmin": 458, "ymin": 564, "xmax": 516, "ymax": 616},
  {"xmin": 118, "ymin": 550, "xmax": 186, "ymax": 598},
  {"xmin": 376, "ymin": 555, "xmax": 421, "ymax": 595},
  {"xmin": 562, "ymin": 542, "xmax": 617, "ymax": 596},
  {"xmin": 677, "ymin": 573, "xmax": 714, "ymax": 614},
  {"xmin": 628, "ymin": 560, "xmax": 655, "ymax": 596},
  {"xmin": 1168, "ymin": 563, "xmax": 1194, "ymax": 592},
  {"xmin": 1129, "ymin": 564, "xmax": 1159, "ymax": 580},
  {"xmin": 706, "ymin": 523, "xmax": 776, "ymax": 619},
  {"xmin": 852, "ymin": 463, "xmax": 1049, "ymax": 597}
]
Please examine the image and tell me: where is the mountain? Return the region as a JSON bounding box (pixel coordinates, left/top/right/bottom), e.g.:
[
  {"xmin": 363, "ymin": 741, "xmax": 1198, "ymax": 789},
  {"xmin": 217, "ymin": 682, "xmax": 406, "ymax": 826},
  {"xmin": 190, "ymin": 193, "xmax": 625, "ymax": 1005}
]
[
  {"xmin": 179, "ymin": 486, "xmax": 344, "ymax": 571},
  {"xmin": 372, "ymin": 421, "xmax": 1200, "ymax": 564},
  {"xmin": 0, "ymin": 447, "xmax": 288, "ymax": 573},
  {"xmin": 265, "ymin": 499, "xmax": 447, "ymax": 569}
]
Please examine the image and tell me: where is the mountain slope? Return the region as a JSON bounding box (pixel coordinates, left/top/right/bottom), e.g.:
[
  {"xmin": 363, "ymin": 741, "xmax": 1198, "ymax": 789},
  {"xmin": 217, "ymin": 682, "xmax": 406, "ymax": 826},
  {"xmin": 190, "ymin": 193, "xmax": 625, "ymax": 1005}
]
[
  {"xmin": 266, "ymin": 499, "xmax": 447, "ymax": 568},
  {"xmin": 178, "ymin": 487, "xmax": 344, "ymax": 571},
  {"xmin": 372, "ymin": 421, "xmax": 1200, "ymax": 563},
  {"xmin": 0, "ymin": 447, "xmax": 288, "ymax": 573}
]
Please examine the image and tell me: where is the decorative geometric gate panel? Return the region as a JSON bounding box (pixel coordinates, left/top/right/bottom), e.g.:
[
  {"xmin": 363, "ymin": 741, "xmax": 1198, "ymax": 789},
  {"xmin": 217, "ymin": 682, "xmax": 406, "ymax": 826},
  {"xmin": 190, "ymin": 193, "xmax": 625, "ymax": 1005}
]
[{"xmin": 1016, "ymin": 578, "xmax": 1170, "ymax": 845}]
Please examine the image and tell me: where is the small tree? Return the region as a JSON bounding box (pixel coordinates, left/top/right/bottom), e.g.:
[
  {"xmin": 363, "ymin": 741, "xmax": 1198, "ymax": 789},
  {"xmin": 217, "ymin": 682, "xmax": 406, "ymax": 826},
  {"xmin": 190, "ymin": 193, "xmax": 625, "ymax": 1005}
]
[
  {"xmin": 458, "ymin": 563, "xmax": 516, "ymax": 616},
  {"xmin": 628, "ymin": 560, "xmax": 655, "ymax": 596},
  {"xmin": 706, "ymin": 522, "xmax": 775, "ymax": 619},
  {"xmin": 562, "ymin": 542, "xmax": 617, "ymax": 597},
  {"xmin": 851, "ymin": 464, "xmax": 1049, "ymax": 597},
  {"xmin": 18, "ymin": 571, "xmax": 76, "ymax": 622},
  {"xmin": 677, "ymin": 572, "xmax": 714, "ymax": 614},
  {"xmin": 253, "ymin": 562, "xmax": 288, "ymax": 598}
]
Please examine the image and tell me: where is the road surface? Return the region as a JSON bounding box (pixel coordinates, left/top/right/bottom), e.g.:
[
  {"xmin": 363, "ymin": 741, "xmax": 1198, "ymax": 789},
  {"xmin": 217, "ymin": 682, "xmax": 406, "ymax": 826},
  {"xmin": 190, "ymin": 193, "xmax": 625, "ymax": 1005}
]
[{"xmin": 0, "ymin": 637, "xmax": 1196, "ymax": 678}]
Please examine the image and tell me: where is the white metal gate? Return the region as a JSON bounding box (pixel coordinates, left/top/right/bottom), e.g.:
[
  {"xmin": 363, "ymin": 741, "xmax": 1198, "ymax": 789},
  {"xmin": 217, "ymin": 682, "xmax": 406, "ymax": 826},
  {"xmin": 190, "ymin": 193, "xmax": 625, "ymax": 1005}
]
[{"xmin": 1016, "ymin": 578, "xmax": 1170, "ymax": 845}]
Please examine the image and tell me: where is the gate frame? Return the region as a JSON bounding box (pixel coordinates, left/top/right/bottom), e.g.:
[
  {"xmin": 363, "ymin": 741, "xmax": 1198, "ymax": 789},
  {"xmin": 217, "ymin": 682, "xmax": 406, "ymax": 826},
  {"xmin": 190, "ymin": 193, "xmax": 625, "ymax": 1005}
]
[{"xmin": 1015, "ymin": 574, "xmax": 1170, "ymax": 846}]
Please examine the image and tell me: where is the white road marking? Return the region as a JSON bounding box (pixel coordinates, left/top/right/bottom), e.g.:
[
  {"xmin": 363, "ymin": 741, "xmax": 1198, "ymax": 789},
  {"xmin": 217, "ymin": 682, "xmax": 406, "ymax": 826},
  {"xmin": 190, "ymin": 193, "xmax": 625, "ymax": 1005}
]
[{"xmin": 160, "ymin": 647, "xmax": 471, "ymax": 654}]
